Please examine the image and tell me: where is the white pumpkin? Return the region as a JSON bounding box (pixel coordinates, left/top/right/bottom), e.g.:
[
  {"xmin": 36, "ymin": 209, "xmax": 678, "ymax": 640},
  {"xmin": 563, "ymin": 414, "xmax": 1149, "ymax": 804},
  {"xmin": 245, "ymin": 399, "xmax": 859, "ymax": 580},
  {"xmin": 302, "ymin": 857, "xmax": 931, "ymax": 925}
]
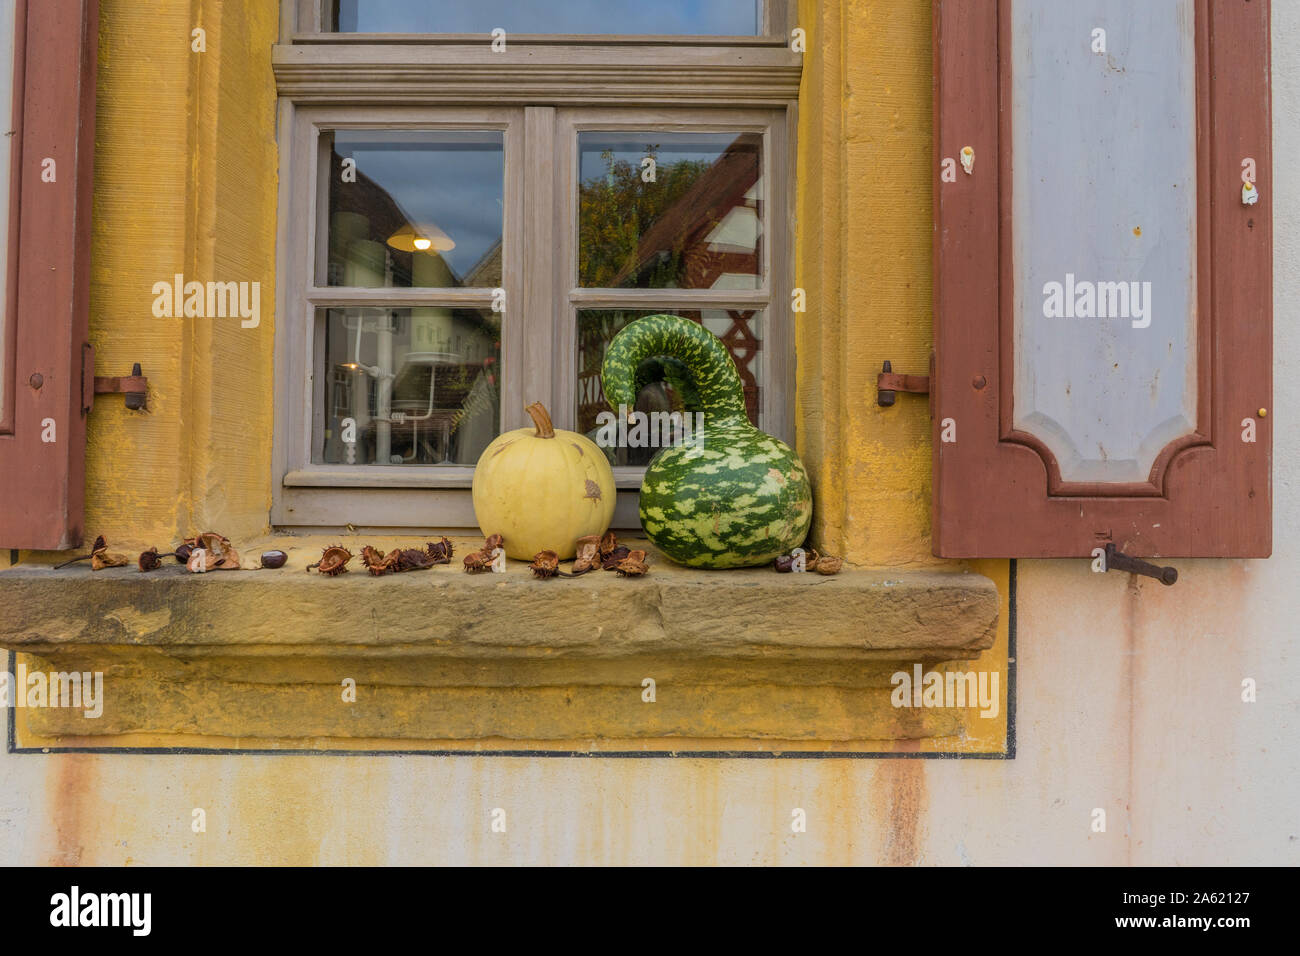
[{"xmin": 471, "ymin": 402, "xmax": 616, "ymax": 560}]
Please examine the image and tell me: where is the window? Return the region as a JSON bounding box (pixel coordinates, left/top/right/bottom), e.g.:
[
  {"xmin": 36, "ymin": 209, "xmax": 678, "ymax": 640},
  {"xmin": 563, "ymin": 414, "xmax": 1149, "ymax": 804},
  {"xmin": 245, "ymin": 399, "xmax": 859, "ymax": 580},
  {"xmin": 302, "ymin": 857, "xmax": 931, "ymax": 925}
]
[
  {"xmin": 273, "ymin": 1, "xmax": 800, "ymax": 529},
  {"xmin": 931, "ymin": 0, "xmax": 1271, "ymax": 558}
]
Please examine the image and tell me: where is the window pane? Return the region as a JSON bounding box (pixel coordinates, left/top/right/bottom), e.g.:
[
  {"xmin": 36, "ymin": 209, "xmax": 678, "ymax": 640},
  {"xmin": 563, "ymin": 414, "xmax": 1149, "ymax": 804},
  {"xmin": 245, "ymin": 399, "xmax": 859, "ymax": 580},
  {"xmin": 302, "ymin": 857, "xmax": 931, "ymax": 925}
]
[
  {"xmin": 329, "ymin": 0, "xmax": 763, "ymax": 35},
  {"xmin": 578, "ymin": 132, "xmax": 762, "ymax": 290},
  {"xmin": 322, "ymin": 130, "xmax": 504, "ymax": 289},
  {"xmin": 314, "ymin": 307, "xmax": 502, "ymax": 466},
  {"xmin": 576, "ymin": 308, "xmax": 763, "ymax": 466}
]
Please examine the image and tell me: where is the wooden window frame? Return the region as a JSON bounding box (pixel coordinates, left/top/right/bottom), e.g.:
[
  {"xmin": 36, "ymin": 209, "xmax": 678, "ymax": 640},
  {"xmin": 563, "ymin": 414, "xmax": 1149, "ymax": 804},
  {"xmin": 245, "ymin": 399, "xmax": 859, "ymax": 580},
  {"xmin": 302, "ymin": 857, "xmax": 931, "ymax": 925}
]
[
  {"xmin": 274, "ymin": 107, "xmax": 523, "ymax": 531},
  {"xmin": 271, "ymin": 1, "xmax": 801, "ymax": 531},
  {"xmin": 931, "ymin": 0, "xmax": 1272, "ymax": 559}
]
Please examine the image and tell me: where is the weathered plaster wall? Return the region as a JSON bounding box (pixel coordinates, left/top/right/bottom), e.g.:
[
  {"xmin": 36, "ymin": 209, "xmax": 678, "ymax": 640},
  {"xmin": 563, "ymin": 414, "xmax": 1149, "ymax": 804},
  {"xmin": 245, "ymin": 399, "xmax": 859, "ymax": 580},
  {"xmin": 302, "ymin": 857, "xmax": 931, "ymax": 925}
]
[
  {"xmin": 82, "ymin": 0, "xmax": 277, "ymax": 547},
  {"xmin": 797, "ymin": 0, "xmax": 936, "ymax": 568},
  {"xmin": 0, "ymin": 0, "xmax": 1294, "ymax": 865}
]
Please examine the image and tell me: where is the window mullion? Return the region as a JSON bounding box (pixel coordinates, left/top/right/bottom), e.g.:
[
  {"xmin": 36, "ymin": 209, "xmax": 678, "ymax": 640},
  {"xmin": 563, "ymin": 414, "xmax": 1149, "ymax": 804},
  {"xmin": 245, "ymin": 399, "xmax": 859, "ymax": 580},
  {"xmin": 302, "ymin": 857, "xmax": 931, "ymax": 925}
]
[
  {"xmin": 304, "ymin": 288, "xmax": 499, "ymax": 307},
  {"xmin": 521, "ymin": 106, "xmax": 563, "ymax": 429}
]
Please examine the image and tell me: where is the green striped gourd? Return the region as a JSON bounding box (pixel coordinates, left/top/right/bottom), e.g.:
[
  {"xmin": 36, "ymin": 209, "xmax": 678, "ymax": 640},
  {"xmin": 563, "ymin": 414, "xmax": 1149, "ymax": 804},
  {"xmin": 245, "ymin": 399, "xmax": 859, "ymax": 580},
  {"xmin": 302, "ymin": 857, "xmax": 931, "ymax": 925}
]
[{"xmin": 601, "ymin": 314, "xmax": 813, "ymax": 568}]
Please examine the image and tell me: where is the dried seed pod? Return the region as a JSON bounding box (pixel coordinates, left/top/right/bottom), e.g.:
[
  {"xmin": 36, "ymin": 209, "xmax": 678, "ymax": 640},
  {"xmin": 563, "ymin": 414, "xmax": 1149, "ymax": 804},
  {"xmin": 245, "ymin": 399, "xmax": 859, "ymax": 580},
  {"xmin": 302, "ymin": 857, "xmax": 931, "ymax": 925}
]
[
  {"xmin": 530, "ymin": 550, "xmax": 560, "ymax": 579},
  {"xmin": 601, "ymin": 545, "xmax": 631, "ymax": 571},
  {"xmin": 173, "ymin": 542, "xmax": 194, "ymax": 564},
  {"xmin": 208, "ymin": 533, "xmax": 241, "ymax": 571},
  {"xmin": 91, "ymin": 549, "xmax": 129, "ymax": 570},
  {"xmin": 803, "ymin": 548, "xmax": 821, "ymax": 572},
  {"xmin": 615, "ymin": 549, "xmax": 649, "ymax": 577},
  {"xmin": 54, "ymin": 535, "xmax": 111, "ymax": 569},
  {"xmin": 181, "ymin": 536, "xmax": 215, "ymax": 571},
  {"xmin": 138, "ymin": 547, "xmax": 163, "ymax": 572},
  {"xmin": 308, "ymin": 545, "xmax": 352, "ymax": 575},
  {"xmin": 572, "ymin": 536, "xmax": 601, "ymax": 574},
  {"xmin": 89, "ymin": 536, "xmax": 128, "ymax": 570},
  {"xmin": 774, "ymin": 554, "xmax": 794, "ymax": 573},
  {"xmin": 184, "ymin": 531, "xmax": 240, "ymax": 571},
  {"xmin": 464, "ymin": 534, "xmax": 505, "ymax": 573},
  {"xmin": 361, "ymin": 545, "xmax": 400, "ymax": 576},
  {"xmin": 397, "ymin": 548, "xmax": 436, "ymax": 571},
  {"xmin": 599, "ymin": 531, "xmax": 619, "ymax": 556},
  {"xmin": 259, "ymin": 550, "xmax": 288, "ymax": 570},
  {"xmin": 463, "ymin": 550, "xmax": 493, "ymax": 573},
  {"xmin": 56, "ymin": 534, "xmax": 130, "ymax": 570},
  {"xmin": 815, "ymin": 555, "xmax": 843, "ymax": 575},
  {"xmin": 425, "ymin": 537, "xmax": 454, "ymax": 564}
]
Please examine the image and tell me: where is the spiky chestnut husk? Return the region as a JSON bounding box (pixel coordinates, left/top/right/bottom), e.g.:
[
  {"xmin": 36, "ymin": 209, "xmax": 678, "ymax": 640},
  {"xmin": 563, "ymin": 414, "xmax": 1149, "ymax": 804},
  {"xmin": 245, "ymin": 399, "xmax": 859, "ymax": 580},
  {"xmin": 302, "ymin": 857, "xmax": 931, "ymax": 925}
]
[
  {"xmin": 361, "ymin": 546, "xmax": 399, "ymax": 576},
  {"xmin": 308, "ymin": 545, "xmax": 352, "ymax": 575},
  {"xmin": 530, "ymin": 550, "xmax": 560, "ymax": 579},
  {"xmin": 615, "ymin": 549, "xmax": 650, "ymax": 577},
  {"xmin": 425, "ymin": 537, "xmax": 454, "ymax": 564}
]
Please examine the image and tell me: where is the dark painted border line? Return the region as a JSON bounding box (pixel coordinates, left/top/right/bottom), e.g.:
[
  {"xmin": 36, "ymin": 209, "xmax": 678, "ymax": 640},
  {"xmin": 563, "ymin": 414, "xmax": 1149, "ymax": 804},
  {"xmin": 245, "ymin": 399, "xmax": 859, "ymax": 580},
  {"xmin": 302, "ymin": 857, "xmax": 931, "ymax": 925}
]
[{"xmin": 8, "ymin": 561, "xmax": 1017, "ymax": 760}]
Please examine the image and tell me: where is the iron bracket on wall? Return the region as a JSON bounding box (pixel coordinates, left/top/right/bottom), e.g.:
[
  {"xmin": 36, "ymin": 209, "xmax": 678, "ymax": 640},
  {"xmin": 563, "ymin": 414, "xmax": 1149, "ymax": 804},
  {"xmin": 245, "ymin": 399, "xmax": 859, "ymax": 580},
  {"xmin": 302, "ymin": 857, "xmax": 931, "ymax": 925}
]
[
  {"xmin": 1104, "ymin": 543, "xmax": 1178, "ymax": 586},
  {"xmin": 82, "ymin": 344, "xmax": 148, "ymax": 412},
  {"xmin": 877, "ymin": 360, "xmax": 931, "ymax": 407}
]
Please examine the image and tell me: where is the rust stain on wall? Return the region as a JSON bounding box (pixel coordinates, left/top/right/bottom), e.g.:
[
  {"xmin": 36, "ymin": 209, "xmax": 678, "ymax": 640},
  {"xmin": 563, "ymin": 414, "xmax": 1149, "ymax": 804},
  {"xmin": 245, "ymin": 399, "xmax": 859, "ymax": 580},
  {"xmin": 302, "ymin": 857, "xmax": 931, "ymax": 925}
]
[
  {"xmin": 1124, "ymin": 573, "xmax": 1142, "ymax": 866},
  {"xmin": 48, "ymin": 754, "xmax": 96, "ymax": 865},
  {"xmin": 870, "ymin": 741, "xmax": 929, "ymax": 864}
]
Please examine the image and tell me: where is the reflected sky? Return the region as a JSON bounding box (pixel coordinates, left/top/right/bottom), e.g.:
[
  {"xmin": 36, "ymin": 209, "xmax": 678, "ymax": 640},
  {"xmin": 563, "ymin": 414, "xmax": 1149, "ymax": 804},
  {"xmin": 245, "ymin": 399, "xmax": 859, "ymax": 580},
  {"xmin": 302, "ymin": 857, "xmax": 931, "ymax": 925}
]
[
  {"xmin": 330, "ymin": 131, "xmax": 503, "ymax": 283},
  {"xmin": 333, "ymin": 0, "xmax": 761, "ymax": 35}
]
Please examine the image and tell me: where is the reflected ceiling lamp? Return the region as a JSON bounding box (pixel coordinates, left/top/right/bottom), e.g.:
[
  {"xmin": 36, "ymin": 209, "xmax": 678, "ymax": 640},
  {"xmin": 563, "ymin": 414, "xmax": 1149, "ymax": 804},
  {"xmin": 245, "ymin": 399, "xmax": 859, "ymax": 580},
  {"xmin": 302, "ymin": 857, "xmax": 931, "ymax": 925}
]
[{"xmin": 387, "ymin": 222, "xmax": 455, "ymax": 254}]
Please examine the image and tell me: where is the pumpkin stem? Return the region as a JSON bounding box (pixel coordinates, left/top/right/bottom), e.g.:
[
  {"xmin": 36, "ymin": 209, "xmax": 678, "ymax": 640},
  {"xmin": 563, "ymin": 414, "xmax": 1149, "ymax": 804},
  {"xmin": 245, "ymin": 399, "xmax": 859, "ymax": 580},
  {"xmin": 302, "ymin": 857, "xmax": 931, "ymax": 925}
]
[{"xmin": 525, "ymin": 402, "xmax": 556, "ymax": 438}]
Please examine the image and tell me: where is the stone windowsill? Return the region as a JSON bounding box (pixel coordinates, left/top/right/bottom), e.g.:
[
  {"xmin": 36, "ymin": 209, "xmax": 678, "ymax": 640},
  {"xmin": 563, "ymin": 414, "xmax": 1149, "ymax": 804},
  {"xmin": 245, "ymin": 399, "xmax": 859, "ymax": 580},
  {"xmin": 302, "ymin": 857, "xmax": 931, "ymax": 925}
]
[{"xmin": 0, "ymin": 536, "xmax": 999, "ymax": 746}]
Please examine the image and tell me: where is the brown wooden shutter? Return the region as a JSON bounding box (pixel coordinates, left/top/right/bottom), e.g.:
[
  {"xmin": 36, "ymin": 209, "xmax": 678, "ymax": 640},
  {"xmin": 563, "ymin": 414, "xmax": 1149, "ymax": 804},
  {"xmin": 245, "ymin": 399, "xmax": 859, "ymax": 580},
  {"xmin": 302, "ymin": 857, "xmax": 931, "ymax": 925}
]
[
  {"xmin": 932, "ymin": 0, "xmax": 1271, "ymax": 559},
  {"xmin": 0, "ymin": 0, "xmax": 99, "ymax": 550}
]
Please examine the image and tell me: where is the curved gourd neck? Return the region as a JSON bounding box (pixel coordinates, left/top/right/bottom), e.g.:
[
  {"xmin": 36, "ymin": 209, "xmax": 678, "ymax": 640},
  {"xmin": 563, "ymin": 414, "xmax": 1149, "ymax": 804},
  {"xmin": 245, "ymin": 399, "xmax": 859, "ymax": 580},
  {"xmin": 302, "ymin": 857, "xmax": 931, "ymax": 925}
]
[{"xmin": 601, "ymin": 314, "xmax": 750, "ymax": 424}]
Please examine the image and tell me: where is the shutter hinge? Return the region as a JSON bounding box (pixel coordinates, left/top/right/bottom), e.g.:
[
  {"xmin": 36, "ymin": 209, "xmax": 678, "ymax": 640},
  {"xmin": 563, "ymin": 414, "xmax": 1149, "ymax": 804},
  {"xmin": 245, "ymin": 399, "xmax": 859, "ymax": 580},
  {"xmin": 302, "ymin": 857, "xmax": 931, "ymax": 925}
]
[
  {"xmin": 83, "ymin": 344, "xmax": 148, "ymax": 412},
  {"xmin": 877, "ymin": 360, "xmax": 931, "ymax": 407}
]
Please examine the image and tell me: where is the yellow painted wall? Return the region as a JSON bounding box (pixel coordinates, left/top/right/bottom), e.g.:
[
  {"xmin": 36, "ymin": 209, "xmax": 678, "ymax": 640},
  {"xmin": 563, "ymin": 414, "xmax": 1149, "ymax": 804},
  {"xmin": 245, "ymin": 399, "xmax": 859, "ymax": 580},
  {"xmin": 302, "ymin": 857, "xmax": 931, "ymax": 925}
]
[
  {"xmin": 82, "ymin": 0, "xmax": 277, "ymax": 549},
  {"xmin": 77, "ymin": 0, "xmax": 938, "ymax": 569},
  {"xmin": 797, "ymin": 0, "xmax": 936, "ymax": 567},
  {"xmin": 78, "ymin": 0, "xmax": 940, "ymax": 568},
  {"xmin": 48, "ymin": 0, "xmax": 1008, "ymax": 747},
  {"xmin": 19, "ymin": 0, "xmax": 1010, "ymax": 752}
]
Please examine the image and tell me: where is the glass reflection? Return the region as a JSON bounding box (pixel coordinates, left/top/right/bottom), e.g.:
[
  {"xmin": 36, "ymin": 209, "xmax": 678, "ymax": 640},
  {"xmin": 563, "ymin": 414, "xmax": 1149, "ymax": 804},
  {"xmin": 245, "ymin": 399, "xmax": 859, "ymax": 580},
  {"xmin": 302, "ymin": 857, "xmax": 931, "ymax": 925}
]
[
  {"xmin": 315, "ymin": 307, "xmax": 502, "ymax": 465},
  {"xmin": 329, "ymin": 0, "xmax": 762, "ymax": 35},
  {"xmin": 578, "ymin": 132, "xmax": 762, "ymax": 290},
  {"xmin": 323, "ymin": 130, "xmax": 504, "ymax": 289}
]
